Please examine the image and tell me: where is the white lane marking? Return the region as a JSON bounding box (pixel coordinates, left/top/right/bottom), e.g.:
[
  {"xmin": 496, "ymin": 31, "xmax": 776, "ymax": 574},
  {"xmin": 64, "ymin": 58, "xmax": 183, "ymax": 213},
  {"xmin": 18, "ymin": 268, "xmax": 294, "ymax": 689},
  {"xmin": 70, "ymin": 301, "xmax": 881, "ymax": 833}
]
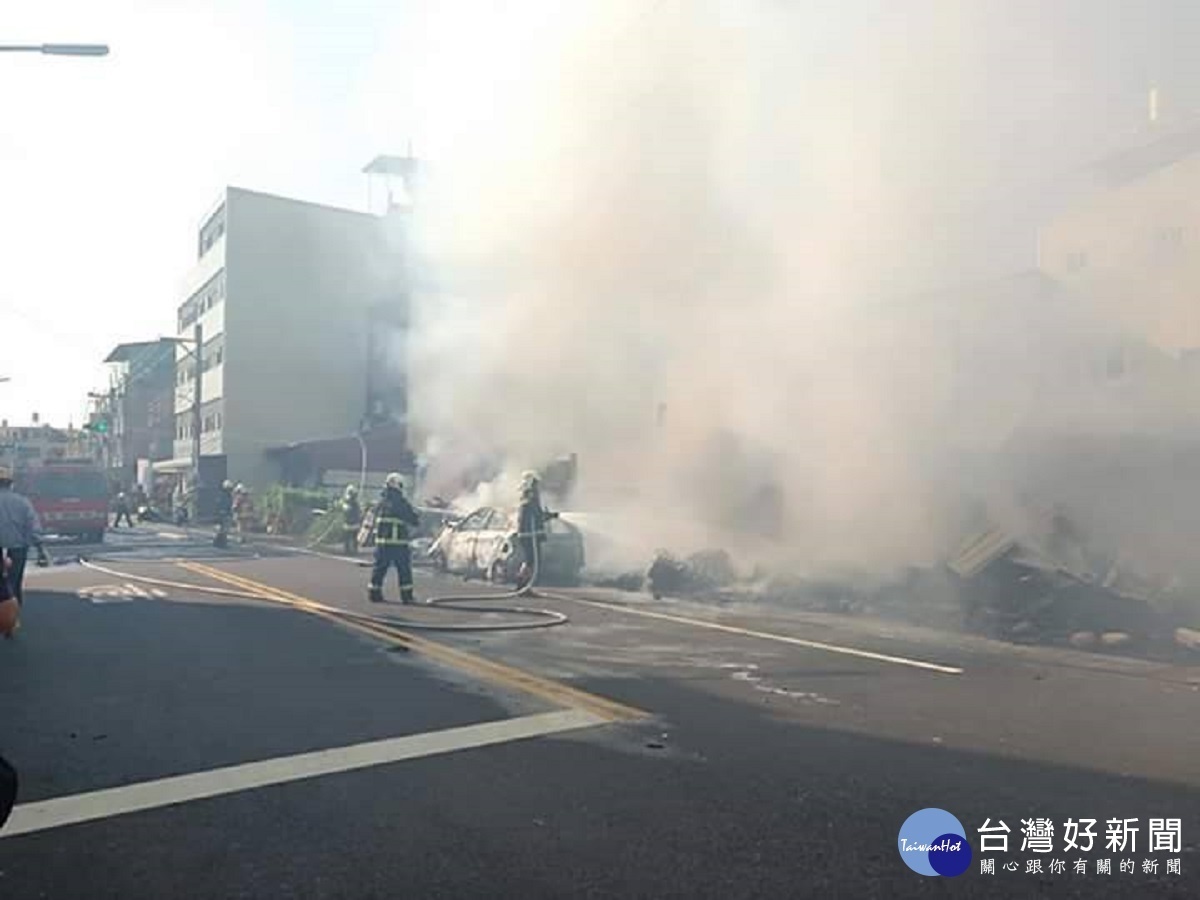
[
  {"xmin": 1, "ymin": 709, "xmax": 605, "ymax": 838},
  {"xmin": 77, "ymin": 585, "xmax": 139, "ymax": 603},
  {"xmin": 155, "ymin": 532, "xmax": 187, "ymax": 540},
  {"xmin": 549, "ymin": 594, "xmax": 964, "ymax": 675},
  {"xmin": 268, "ymin": 543, "xmax": 364, "ymax": 565}
]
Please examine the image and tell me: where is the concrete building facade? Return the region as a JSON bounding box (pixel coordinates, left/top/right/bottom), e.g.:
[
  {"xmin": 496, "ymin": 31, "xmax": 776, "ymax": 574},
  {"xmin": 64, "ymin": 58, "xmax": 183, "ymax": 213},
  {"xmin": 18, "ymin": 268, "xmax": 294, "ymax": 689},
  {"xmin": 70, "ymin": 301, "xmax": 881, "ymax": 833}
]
[
  {"xmin": 167, "ymin": 187, "xmax": 409, "ymax": 506},
  {"xmin": 0, "ymin": 423, "xmax": 94, "ymax": 469},
  {"xmin": 101, "ymin": 339, "xmax": 176, "ymax": 488},
  {"xmin": 1039, "ymin": 121, "xmax": 1200, "ymax": 355}
]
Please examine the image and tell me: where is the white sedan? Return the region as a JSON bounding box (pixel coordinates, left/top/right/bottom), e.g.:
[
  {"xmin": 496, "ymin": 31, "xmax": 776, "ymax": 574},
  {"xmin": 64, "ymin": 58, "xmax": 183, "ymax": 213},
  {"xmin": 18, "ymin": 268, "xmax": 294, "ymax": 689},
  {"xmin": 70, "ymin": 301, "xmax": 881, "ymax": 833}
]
[{"xmin": 427, "ymin": 506, "xmax": 585, "ymax": 585}]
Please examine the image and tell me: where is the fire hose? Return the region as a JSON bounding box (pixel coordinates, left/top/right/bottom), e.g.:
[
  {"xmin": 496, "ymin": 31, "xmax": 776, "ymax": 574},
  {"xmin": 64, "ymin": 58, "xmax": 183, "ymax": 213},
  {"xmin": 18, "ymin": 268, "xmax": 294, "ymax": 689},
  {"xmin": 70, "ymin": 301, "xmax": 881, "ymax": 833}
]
[{"xmin": 76, "ymin": 527, "xmax": 566, "ymax": 633}]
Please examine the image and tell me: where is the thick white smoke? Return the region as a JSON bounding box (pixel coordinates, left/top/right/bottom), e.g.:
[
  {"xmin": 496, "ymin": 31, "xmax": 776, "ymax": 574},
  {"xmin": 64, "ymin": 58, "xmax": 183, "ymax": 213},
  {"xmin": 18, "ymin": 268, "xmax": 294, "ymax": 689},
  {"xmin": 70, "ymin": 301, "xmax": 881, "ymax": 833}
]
[{"xmin": 396, "ymin": 1, "xmax": 1200, "ymax": 587}]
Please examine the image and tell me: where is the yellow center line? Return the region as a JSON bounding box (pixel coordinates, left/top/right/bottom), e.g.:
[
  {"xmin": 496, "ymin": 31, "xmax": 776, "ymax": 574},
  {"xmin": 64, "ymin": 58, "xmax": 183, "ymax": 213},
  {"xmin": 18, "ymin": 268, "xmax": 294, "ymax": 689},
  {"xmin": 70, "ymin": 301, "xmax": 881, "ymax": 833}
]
[{"xmin": 176, "ymin": 561, "xmax": 648, "ymax": 723}]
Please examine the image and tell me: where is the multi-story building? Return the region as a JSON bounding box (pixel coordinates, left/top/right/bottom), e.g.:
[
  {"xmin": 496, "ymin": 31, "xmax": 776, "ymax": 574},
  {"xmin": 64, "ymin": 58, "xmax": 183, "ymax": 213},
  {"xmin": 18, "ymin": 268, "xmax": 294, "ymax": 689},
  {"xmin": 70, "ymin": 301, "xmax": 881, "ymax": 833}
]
[
  {"xmin": 100, "ymin": 339, "xmax": 176, "ymax": 488},
  {"xmin": 0, "ymin": 422, "xmax": 94, "ymax": 469},
  {"xmin": 164, "ymin": 186, "xmax": 410, "ymax": 512},
  {"xmin": 1039, "ymin": 118, "xmax": 1200, "ymax": 355}
]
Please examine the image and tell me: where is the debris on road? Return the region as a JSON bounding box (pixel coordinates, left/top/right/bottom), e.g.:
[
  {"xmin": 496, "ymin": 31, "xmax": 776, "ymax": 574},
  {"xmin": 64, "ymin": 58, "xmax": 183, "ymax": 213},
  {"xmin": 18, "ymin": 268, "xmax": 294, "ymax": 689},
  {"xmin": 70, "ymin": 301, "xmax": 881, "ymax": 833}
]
[
  {"xmin": 944, "ymin": 508, "xmax": 1197, "ymax": 656},
  {"xmin": 646, "ymin": 549, "xmax": 736, "ymax": 599},
  {"xmin": 590, "ymin": 571, "xmax": 645, "ymax": 592}
]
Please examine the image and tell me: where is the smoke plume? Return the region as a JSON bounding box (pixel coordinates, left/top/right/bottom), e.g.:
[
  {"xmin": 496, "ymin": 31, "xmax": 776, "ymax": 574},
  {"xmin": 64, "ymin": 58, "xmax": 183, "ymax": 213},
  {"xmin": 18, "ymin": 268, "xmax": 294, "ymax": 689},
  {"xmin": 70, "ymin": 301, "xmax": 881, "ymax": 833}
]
[{"xmin": 397, "ymin": 1, "xmax": 1200, "ymax": 585}]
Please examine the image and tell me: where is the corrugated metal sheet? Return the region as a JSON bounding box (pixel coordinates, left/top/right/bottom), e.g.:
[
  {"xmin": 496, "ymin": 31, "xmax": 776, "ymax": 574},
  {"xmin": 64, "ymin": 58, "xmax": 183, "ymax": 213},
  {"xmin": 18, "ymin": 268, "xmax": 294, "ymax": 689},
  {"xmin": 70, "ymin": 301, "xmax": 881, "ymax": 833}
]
[{"xmin": 947, "ymin": 527, "xmax": 1017, "ymax": 578}]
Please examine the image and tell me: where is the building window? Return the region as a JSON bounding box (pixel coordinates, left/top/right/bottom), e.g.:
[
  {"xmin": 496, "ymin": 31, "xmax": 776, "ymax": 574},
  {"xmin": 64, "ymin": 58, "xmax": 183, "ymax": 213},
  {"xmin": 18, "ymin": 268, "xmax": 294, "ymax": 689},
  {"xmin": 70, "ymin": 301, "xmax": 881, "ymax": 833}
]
[
  {"xmin": 198, "ymin": 204, "xmax": 227, "ymax": 260},
  {"xmin": 1066, "ymin": 251, "xmax": 1088, "ymax": 273},
  {"xmin": 176, "ymin": 269, "xmax": 226, "ymax": 331}
]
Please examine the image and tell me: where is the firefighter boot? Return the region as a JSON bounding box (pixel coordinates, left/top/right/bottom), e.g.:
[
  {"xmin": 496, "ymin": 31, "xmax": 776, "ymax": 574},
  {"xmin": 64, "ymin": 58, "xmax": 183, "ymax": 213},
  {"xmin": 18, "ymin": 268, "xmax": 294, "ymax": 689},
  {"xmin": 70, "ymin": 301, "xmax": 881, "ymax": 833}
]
[{"xmin": 368, "ymin": 584, "xmax": 384, "ymax": 603}]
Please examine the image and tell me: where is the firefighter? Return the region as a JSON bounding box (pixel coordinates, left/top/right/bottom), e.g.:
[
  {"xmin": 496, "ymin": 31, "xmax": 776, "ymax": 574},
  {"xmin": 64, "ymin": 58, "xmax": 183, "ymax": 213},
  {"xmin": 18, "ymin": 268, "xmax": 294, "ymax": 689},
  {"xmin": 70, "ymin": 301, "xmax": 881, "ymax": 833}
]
[
  {"xmin": 341, "ymin": 484, "xmax": 362, "ymax": 556},
  {"xmin": 232, "ymin": 484, "xmax": 254, "ymax": 544},
  {"xmin": 516, "ymin": 471, "xmax": 558, "ymax": 591},
  {"xmin": 214, "ymin": 479, "xmax": 235, "ymax": 547},
  {"xmin": 368, "ymin": 473, "xmax": 420, "ymax": 604},
  {"xmin": 112, "ymin": 491, "xmax": 134, "ymax": 528}
]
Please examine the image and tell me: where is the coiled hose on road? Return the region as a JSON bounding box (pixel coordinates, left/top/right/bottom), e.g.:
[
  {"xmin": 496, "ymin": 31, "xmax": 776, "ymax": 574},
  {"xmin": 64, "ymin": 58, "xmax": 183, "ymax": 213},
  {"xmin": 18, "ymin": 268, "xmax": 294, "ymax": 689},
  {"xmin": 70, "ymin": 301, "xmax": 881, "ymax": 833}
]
[{"xmin": 75, "ymin": 531, "xmax": 567, "ymax": 633}]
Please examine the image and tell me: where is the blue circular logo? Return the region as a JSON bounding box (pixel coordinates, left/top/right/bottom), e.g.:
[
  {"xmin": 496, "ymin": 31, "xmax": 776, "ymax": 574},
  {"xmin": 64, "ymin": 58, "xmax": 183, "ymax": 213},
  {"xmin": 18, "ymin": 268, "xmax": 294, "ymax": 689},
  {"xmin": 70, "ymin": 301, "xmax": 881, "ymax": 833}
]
[{"xmin": 898, "ymin": 808, "xmax": 972, "ymax": 877}]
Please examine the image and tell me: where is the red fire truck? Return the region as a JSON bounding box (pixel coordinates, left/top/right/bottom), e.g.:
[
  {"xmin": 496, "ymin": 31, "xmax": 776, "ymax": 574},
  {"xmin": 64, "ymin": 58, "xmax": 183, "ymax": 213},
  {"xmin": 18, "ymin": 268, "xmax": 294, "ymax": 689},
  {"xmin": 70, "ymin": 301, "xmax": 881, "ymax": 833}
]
[{"xmin": 14, "ymin": 460, "xmax": 110, "ymax": 543}]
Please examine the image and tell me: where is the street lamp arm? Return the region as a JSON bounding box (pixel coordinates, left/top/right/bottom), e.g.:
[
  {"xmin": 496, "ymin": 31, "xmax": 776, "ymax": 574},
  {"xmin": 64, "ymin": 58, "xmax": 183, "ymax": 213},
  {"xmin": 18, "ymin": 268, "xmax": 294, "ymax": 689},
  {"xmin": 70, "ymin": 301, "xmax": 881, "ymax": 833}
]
[
  {"xmin": 0, "ymin": 44, "xmax": 109, "ymax": 56},
  {"xmin": 41, "ymin": 44, "xmax": 109, "ymax": 56}
]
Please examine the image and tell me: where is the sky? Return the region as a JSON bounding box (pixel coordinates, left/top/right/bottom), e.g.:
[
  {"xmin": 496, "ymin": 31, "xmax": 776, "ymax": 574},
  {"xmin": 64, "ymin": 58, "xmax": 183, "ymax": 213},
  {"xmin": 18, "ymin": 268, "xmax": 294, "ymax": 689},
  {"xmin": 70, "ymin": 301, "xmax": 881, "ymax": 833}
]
[
  {"xmin": 1, "ymin": 0, "xmax": 412, "ymax": 426},
  {"xmin": 1, "ymin": 0, "xmax": 1197, "ymax": 431}
]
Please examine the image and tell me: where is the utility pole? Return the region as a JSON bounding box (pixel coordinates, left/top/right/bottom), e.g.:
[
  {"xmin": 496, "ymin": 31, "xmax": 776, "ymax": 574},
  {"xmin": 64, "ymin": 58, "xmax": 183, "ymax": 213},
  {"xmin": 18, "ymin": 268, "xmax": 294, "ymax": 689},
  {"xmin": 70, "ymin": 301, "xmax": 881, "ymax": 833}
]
[{"xmin": 191, "ymin": 322, "xmax": 203, "ymax": 515}]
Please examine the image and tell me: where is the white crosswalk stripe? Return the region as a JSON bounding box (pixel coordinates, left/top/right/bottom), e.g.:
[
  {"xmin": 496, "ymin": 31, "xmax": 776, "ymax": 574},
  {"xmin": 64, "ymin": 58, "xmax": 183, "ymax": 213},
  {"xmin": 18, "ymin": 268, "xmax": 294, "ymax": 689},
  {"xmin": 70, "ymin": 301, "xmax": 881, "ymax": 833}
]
[{"xmin": 76, "ymin": 583, "xmax": 167, "ymax": 603}]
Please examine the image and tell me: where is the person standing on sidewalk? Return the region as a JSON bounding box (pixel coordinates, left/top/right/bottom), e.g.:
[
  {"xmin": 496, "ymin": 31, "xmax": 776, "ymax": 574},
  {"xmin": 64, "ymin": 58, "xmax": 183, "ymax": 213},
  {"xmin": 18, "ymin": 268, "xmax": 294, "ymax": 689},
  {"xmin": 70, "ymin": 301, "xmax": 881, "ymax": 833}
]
[{"xmin": 0, "ymin": 466, "xmax": 49, "ymax": 634}]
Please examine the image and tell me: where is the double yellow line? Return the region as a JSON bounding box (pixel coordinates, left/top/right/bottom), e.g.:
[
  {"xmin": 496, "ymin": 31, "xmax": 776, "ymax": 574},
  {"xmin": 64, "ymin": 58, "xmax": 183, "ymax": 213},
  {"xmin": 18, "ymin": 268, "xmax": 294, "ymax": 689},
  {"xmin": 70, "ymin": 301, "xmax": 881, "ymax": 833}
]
[{"xmin": 179, "ymin": 561, "xmax": 647, "ymax": 723}]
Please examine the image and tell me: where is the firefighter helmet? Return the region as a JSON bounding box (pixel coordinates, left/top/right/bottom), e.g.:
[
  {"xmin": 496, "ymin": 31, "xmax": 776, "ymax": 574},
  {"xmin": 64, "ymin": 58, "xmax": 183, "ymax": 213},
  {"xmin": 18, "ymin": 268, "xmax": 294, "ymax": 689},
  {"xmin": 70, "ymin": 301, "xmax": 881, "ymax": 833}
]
[
  {"xmin": 385, "ymin": 473, "xmax": 404, "ymax": 490},
  {"xmin": 222, "ymin": 480, "xmax": 233, "ymax": 490}
]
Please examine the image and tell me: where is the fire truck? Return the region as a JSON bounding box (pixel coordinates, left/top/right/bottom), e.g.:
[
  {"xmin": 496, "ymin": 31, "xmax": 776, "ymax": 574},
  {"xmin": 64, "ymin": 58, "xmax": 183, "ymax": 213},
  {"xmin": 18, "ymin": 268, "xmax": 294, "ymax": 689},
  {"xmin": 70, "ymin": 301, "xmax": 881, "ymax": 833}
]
[{"xmin": 13, "ymin": 459, "xmax": 110, "ymax": 543}]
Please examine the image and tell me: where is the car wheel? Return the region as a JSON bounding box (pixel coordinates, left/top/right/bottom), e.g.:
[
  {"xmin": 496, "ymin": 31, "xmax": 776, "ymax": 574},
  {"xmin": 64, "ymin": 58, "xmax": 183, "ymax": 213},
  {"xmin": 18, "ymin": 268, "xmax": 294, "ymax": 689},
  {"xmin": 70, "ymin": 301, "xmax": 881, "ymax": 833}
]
[{"xmin": 489, "ymin": 559, "xmax": 509, "ymax": 584}]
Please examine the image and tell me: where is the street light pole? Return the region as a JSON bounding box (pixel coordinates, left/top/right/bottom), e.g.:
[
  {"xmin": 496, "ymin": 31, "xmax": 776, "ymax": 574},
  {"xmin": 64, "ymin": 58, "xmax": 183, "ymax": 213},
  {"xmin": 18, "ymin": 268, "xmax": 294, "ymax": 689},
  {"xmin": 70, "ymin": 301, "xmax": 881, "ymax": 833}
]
[
  {"xmin": 159, "ymin": 331, "xmax": 204, "ymax": 517},
  {"xmin": 191, "ymin": 323, "xmax": 203, "ymax": 509},
  {"xmin": 0, "ymin": 44, "xmax": 109, "ymax": 56},
  {"xmin": 355, "ymin": 426, "xmax": 368, "ymax": 495}
]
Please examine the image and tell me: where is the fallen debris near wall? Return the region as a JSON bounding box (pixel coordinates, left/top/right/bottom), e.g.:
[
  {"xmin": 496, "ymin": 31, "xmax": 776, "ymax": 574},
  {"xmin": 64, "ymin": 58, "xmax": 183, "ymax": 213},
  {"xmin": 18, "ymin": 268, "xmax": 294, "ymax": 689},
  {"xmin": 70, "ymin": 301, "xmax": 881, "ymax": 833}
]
[
  {"xmin": 946, "ymin": 519, "xmax": 1181, "ymax": 651},
  {"xmin": 645, "ymin": 549, "xmax": 737, "ymax": 599}
]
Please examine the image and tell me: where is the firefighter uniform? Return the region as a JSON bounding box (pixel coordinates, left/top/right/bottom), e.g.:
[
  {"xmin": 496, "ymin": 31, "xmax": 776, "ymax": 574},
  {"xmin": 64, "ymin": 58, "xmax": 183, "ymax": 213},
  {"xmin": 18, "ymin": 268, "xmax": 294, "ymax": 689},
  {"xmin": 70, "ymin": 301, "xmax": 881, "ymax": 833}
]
[
  {"xmin": 515, "ymin": 474, "xmax": 557, "ymax": 589},
  {"xmin": 368, "ymin": 476, "xmax": 420, "ymax": 604},
  {"xmin": 342, "ymin": 485, "xmax": 362, "ymax": 556}
]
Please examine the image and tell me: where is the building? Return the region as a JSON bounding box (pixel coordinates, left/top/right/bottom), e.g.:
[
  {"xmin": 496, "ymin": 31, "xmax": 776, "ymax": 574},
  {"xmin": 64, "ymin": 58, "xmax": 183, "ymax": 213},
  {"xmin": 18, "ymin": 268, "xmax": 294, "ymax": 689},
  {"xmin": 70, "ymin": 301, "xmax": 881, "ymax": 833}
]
[
  {"xmin": 98, "ymin": 339, "xmax": 177, "ymax": 489},
  {"xmin": 0, "ymin": 422, "xmax": 94, "ymax": 470},
  {"xmin": 1038, "ymin": 117, "xmax": 1200, "ymax": 355},
  {"xmin": 161, "ymin": 185, "xmax": 411, "ymax": 513}
]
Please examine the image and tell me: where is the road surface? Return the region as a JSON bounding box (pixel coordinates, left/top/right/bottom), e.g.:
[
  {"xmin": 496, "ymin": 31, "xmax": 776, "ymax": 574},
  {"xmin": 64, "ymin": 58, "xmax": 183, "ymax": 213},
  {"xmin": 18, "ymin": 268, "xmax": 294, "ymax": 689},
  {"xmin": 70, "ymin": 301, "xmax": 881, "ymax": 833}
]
[{"xmin": 1, "ymin": 526, "xmax": 1198, "ymax": 898}]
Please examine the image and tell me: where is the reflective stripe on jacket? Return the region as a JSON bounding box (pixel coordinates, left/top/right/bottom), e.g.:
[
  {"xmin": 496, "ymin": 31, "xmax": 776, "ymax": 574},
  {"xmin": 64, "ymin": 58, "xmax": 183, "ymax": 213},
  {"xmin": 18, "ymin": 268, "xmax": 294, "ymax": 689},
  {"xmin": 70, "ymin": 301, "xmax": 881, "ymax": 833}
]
[{"xmin": 375, "ymin": 516, "xmax": 410, "ymax": 545}]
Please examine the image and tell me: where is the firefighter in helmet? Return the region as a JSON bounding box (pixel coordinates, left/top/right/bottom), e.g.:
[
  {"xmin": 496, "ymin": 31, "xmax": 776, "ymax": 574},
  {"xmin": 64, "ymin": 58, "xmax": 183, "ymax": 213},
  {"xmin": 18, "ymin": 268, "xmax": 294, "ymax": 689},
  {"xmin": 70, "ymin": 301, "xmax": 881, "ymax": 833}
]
[
  {"xmin": 213, "ymin": 479, "xmax": 235, "ymax": 547},
  {"xmin": 368, "ymin": 473, "xmax": 421, "ymax": 604},
  {"xmin": 341, "ymin": 483, "xmax": 362, "ymax": 556},
  {"xmin": 232, "ymin": 483, "xmax": 254, "ymax": 543},
  {"xmin": 516, "ymin": 471, "xmax": 558, "ymax": 591}
]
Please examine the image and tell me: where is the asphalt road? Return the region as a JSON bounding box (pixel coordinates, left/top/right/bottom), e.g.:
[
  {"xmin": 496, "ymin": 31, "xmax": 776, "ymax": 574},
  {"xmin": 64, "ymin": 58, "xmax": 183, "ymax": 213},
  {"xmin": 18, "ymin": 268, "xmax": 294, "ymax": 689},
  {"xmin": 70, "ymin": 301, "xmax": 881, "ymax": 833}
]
[{"xmin": 2, "ymin": 527, "xmax": 1199, "ymax": 898}]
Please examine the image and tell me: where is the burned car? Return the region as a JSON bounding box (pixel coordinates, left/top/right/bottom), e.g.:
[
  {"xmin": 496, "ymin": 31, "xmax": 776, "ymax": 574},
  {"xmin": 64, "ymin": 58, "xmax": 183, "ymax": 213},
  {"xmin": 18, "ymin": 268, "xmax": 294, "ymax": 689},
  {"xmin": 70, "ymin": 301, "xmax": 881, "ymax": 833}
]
[{"xmin": 427, "ymin": 506, "xmax": 585, "ymax": 585}]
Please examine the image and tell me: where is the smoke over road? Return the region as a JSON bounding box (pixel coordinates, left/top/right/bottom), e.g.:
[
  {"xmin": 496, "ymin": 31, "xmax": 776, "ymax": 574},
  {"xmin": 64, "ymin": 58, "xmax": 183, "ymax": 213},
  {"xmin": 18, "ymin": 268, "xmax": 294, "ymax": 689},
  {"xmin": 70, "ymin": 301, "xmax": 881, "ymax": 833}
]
[{"xmin": 395, "ymin": 1, "xmax": 1200, "ymax": 585}]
